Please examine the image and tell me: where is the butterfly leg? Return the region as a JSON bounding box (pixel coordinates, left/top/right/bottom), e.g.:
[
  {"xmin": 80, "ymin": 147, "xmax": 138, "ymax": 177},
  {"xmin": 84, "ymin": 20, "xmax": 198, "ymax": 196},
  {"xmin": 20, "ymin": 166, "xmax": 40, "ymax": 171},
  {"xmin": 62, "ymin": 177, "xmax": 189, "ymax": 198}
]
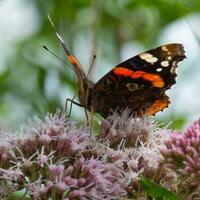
[
  {"xmin": 67, "ymin": 93, "xmax": 77, "ymax": 118},
  {"xmin": 61, "ymin": 98, "xmax": 84, "ymax": 118},
  {"xmin": 84, "ymin": 108, "xmax": 89, "ymax": 126},
  {"xmin": 61, "ymin": 98, "xmax": 91, "ymax": 130},
  {"xmin": 88, "ymin": 106, "xmax": 94, "ymax": 136}
]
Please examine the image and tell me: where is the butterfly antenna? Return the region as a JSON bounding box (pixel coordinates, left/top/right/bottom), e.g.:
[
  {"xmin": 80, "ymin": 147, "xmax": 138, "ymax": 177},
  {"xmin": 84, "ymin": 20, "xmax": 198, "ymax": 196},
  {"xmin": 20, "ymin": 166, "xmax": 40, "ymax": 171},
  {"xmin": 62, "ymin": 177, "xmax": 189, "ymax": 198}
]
[
  {"xmin": 48, "ymin": 15, "xmax": 83, "ymax": 71},
  {"xmin": 43, "ymin": 45, "xmax": 75, "ymax": 73},
  {"xmin": 48, "ymin": 15, "xmax": 70, "ymax": 54},
  {"xmin": 86, "ymin": 54, "xmax": 96, "ymax": 78}
]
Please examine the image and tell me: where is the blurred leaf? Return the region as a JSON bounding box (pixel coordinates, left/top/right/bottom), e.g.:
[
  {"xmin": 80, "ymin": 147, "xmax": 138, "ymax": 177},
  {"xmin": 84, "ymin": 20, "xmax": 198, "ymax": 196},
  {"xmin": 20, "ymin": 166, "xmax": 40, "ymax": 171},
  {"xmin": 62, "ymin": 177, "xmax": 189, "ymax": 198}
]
[
  {"xmin": 9, "ymin": 188, "xmax": 31, "ymax": 200},
  {"xmin": 140, "ymin": 176, "xmax": 179, "ymax": 200},
  {"xmin": 169, "ymin": 116, "xmax": 187, "ymax": 129}
]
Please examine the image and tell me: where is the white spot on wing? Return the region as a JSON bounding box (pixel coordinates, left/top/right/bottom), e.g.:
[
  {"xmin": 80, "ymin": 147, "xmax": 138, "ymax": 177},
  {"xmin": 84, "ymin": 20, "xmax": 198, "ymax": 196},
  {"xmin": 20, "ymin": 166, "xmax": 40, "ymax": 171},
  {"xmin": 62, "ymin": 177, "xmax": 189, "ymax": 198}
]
[
  {"xmin": 139, "ymin": 53, "xmax": 153, "ymax": 59},
  {"xmin": 146, "ymin": 57, "xmax": 158, "ymax": 63},
  {"xmin": 156, "ymin": 68, "xmax": 162, "ymax": 72},
  {"xmin": 161, "ymin": 61, "xmax": 169, "ymax": 67},
  {"xmin": 139, "ymin": 53, "xmax": 158, "ymax": 63},
  {"xmin": 162, "ymin": 46, "xmax": 168, "ymax": 51},
  {"xmin": 170, "ymin": 67, "xmax": 176, "ymax": 74},
  {"xmin": 170, "ymin": 61, "xmax": 177, "ymax": 74},
  {"xmin": 167, "ymin": 56, "xmax": 172, "ymax": 60}
]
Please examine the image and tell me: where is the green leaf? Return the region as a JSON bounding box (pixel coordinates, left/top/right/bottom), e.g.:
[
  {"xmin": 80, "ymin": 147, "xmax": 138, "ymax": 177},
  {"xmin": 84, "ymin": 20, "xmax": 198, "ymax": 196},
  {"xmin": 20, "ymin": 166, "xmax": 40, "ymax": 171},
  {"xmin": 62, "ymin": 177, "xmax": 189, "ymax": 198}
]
[
  {"xmin": 8, "ymin": 188, "xmax": 31, "ymax": 200},
  {"xmin": 140, "ymin": 176, "xmax": 179, "ymax": 200}
]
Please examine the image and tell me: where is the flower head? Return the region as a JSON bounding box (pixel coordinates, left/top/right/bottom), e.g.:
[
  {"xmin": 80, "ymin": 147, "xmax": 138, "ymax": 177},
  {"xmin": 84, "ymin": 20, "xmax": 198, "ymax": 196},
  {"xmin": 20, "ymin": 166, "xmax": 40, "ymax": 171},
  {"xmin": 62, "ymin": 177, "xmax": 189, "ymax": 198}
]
[
  {"xmin": 160, "ymin": 118, "xmax": 200, "ymax": 198},
  {"xmin": 161, "ymin": 118, "xmax": 200, "ymax": 179},
  {"xmin": 0, "ymin": 112, "xmax": 126, "ymax": 199},
  {"xmin": 97, "ymin": 109, "xmax": 169, "ymax": 188}
]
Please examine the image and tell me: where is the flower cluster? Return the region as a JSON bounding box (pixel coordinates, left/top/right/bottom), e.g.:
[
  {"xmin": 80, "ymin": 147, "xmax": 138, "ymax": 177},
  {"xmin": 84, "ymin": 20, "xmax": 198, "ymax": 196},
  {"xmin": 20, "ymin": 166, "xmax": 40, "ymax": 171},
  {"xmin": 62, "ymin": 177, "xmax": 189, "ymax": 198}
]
[
  {"xmin": 161, "ymin": 119, "xmax": 200, "ymax": 184},
  {"xmin": 97, "ymin": 110, "xmax": 169, "ymax": 191},
  {"xmin": 1, "ymin": 109, "xmax": 199, "ymax": 199},
  {"xmin": 0, "ymin": 113, "xmax": 126, "ymax": 200}
]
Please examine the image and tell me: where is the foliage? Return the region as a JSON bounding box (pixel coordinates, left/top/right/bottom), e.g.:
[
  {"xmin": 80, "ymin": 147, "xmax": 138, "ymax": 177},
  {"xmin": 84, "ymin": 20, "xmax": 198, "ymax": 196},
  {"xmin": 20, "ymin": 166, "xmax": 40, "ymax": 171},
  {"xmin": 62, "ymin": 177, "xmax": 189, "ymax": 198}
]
[{"xmin": 140, "ymin": 176, "xmax": 178, "ymax": 200}]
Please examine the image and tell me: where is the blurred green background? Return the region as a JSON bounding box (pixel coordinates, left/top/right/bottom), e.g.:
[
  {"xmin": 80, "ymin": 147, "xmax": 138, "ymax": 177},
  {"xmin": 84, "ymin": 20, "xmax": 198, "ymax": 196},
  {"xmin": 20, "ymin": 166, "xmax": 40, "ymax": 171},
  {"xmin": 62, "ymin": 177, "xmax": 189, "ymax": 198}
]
[{"xmin": 0, "ymin": 0, "xmax": 200, "ymax": 130}]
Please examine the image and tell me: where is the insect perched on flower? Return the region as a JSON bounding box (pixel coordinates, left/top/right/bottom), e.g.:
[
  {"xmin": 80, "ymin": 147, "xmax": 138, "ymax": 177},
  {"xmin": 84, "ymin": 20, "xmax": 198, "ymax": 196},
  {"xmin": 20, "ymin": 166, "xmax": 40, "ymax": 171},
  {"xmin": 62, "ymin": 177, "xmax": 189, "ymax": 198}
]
[{"xmin": 48, "ymin": 16, "xmax": 186, "ymax": 118}]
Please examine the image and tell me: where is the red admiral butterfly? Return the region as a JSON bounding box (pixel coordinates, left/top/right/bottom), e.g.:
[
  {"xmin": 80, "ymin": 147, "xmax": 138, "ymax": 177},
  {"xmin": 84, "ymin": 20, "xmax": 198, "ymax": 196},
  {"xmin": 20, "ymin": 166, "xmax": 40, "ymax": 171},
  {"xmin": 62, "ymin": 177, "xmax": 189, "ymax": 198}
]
[{"xmin": 49, "ymin": 17, "xmax": 186, "ymax": 118}]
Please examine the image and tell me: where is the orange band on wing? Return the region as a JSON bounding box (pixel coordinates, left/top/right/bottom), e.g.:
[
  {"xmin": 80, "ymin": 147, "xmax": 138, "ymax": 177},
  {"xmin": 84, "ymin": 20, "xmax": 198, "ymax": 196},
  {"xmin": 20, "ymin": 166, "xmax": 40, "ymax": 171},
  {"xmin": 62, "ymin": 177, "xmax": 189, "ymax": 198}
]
[
  {"xmin": 113, "ymin": 67, "xmax": 133, "ymax": 77},
  {"xmin": 145, "ymin": 99, "xmax": 169, "ymax": 115},
  {"xmin": 113, "ymin": 67, "xmax": 164, "ymax": 88},
  {"xmin": 142, "ymin": 74, "xmax": 164, "ymax": 88},
  {"xmin": 131, "ymin": 71, "xmax": 145, "ymax": 79}
]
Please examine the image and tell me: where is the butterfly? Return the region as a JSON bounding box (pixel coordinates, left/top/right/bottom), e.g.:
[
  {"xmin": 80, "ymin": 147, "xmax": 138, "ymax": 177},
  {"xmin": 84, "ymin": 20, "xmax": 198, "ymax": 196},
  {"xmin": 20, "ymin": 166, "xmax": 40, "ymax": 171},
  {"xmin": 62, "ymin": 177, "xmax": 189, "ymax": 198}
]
[{"xmin": 48, "ymin": 17, "xmax": 186, "ymax": 118}]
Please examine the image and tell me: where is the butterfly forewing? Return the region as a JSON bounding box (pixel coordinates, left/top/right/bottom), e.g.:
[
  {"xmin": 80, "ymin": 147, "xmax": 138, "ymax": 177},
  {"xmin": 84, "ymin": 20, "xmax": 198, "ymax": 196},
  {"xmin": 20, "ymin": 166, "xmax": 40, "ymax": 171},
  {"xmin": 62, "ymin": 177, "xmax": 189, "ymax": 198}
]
[
  {"xmin": 90, "ymin": 43, "xmax": 186, "ymax": 117},
  {"xmin": 113, "ymin": 43, "xmax": 185, "ymax": 89}
]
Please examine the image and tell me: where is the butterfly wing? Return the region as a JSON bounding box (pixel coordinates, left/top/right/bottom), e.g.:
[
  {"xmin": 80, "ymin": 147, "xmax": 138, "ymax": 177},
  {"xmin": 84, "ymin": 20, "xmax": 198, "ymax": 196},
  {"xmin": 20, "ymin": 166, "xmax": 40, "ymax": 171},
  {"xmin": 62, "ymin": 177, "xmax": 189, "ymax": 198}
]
[{"xmin": 90, "ymin": 43, "xmax": 186, "ymax": 117}]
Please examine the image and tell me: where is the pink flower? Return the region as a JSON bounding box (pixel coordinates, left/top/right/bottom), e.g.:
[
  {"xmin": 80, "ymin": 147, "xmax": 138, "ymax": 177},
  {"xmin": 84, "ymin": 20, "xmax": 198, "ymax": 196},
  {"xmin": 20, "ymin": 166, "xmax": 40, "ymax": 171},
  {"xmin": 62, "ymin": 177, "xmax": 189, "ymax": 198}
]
[
  {"xmin": 97, "ymin": 109, "xmax": 169, "ymax": 189},
  {"xmin": 0, "ymin": 112, "xmax": 126, "ymax": 199},
  {"xmin": 161, "ymin": 118, "xmax": 200, "ymax": 186}
]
